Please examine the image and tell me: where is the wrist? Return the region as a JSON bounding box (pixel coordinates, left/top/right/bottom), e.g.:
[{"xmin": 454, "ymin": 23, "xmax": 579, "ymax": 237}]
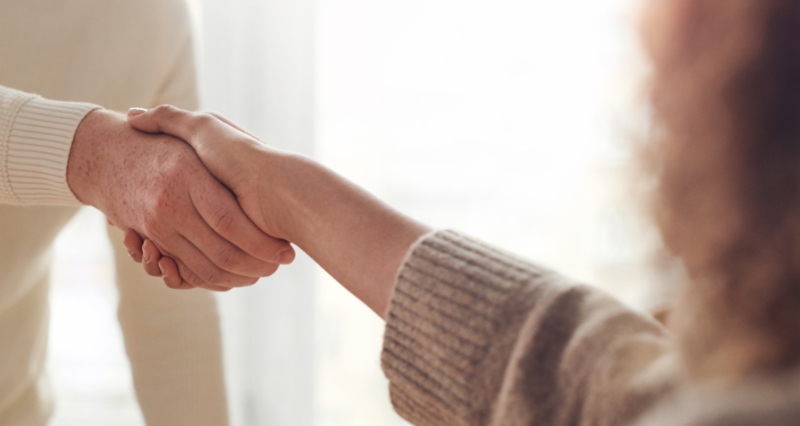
[
  {"xmin": 253, "ymin": 149, "xmax": 314, "ymax": 242},
  {"xmin": 67, "ymin": 108, "xmax": 119, "ymax": 209}
]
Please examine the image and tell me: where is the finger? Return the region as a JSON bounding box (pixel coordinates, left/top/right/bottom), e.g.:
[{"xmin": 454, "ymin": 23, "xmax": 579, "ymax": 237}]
[
  {"xmin": 191, "ymin": 182, "xmax": 295, "ymax": 267},
  {"xmin": 206, "ymin": 285, "xmax": 232, "ymax": 292},
  {"xmin": 173, "ymin": 257, "xmax": 235, "ymax": 292},
  {"xmin": 181, "ymin": 197, "xmax": 283, "ymax": 276},
  {"xmin": 278, "ymin": 246, "xmax": 296, "ymax": 264},
  {"xmin": 152, "ymin": 244, "xmax": 219, "ymax": 291},
  {"xmin": 157, "ymin": 256, "xmax": 193, "ymax": 289},
  {"xmin": 141, "ymin": 239, "xmax": 163, "ymax": 278},
  {"xmin": 168, "ymin": 233, "xmax": 261, "ymax": 288},
  {"xmin": 123, "ymin": 230, "xmax": 144, "ymax": 263},
  {"xmin": 151, "ymin": 230, "xmax": 217, "ymax": 289},
  {"xmin": 128, "ymin": 106, "xmax": 251, "ymax": 149},
  {"xmin": 127, "ymin": 105, "xmax": 206, "ymax": 150},
  {"xmin": 163, "ymin": 255, "xmax": 235, "ymax": 292}
]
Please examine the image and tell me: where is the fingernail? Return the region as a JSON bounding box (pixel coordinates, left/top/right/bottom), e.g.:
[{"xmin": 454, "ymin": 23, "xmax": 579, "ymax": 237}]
[
  {"xmin": 127, "ymin": 250, "xmax": 135, "ymax": 258},
  {"xmin": 142, "ymin": 252, "xmax": 150, "ymax": 264},
  {"xmin": 128, "ymin": 107, "xmax": 147, "ymax": 117}
]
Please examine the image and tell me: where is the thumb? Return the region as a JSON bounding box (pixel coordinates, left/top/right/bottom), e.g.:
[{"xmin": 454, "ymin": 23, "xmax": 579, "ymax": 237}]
[
  {"xmin": 127, "ymin": 107, "xmax": 161, "ymax": 133},
  {"xmin": 126, "ymin": 105, "xmax": 201, "ymax": 150}
]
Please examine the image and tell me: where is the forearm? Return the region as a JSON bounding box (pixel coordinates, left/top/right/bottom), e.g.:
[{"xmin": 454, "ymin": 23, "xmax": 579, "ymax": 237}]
[{"xmin": 266, "ymin": 152, "xmax": 431, "ymax": 316}]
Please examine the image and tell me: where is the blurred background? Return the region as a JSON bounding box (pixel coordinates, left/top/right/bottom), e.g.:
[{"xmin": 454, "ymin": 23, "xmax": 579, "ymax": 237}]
[{"xmin": 47, "ymin": 0, "xmax": 666, "ymax": 424}]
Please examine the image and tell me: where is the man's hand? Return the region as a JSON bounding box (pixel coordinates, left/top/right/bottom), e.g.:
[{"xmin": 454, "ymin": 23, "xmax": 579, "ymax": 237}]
[
  {"xmin": 127, "ymin": 106, "xmax": 287, "ymax": 240},
  {"xmin": 67, "ymin": 109, "xmax": 294, "ymax": 290}
]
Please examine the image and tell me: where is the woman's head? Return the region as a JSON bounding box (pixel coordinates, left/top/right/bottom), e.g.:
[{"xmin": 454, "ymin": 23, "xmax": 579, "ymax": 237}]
[{"xmin": 643, "ymin": 0, "xmax": 800, "ymax": 378}]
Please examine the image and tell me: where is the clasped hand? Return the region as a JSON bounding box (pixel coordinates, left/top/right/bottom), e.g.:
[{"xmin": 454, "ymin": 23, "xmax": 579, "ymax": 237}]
[
  {"xmin": 85, "ymin": 104, "xmax": 429, "ymax": 317},
  {"xmin": 67, "ymin": 108, "xmax": 295, "ymax": 291}
]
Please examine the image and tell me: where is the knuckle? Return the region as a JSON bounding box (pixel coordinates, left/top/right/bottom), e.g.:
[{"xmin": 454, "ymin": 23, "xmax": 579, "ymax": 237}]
[
  {"xmin": 214, "ymin": 245, "xmax": 242, "ymax": 271},
  {"xmin": 211, "ymin": 208, "xmax": 236, "ymax": 235},
  {"xmin": 200, "ymin": 110, "xmax": 223, "ymax": 119},
  {"xmin": 200, "ymin": 267, "xmax": 223, "ymax": 286},
  {"xmin": 161, "ymin": 155, "xmax": 189, "ymax": 178},
  {"xmin": 187, "ymin": 113, "xmax": 215, "ymax": 136},
  {"xmin": 175, "ymin": 262, "xmax": 200, "ymax": 287},
  {"xmin": 183, "ymin": 271, "xmax": 204, "ymax": 288},
  {"xmin": 147, "ymin": 189, "xmax": 174, "ymax": 216}
]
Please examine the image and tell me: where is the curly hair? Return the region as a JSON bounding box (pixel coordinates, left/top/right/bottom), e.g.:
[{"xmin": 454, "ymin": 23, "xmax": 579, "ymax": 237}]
[{"xmin": 649, "ymin": 0, "xmax": 800, "ymax": 378}]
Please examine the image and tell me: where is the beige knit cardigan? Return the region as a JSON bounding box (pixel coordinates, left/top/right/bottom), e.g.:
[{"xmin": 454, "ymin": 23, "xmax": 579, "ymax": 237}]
[{"xmin": 381, "ymin": 230, "xmax": 800, "ymax": 426}]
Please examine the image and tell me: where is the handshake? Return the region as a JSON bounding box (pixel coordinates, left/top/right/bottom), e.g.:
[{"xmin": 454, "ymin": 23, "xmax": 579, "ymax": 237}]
[
  {"xmin": 68, "ymin": 106, "xmax": 429, "ymax": 313},
  {"xmin": 67, "ymin": 106, "xmax": 296, "ymax": 291}
]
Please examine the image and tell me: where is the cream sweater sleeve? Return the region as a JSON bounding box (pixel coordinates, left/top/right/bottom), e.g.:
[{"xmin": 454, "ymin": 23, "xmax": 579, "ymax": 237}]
[
  {"xmin": 382, "ymin": 230, "xmax": 679, "ymax": 426},
  {"xmin": 0, "ymin": 85, "xmax": 99, "ymax": 206}
]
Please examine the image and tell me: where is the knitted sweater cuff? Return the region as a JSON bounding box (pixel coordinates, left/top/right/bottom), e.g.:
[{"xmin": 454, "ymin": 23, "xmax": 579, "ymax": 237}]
[
  {"xmin": 381, "ymin": 230, "xmax": 551, "ymax": 425},
  {"xmin": 1, "ymin": 91, "xmax": 100, "ymax": 205}
]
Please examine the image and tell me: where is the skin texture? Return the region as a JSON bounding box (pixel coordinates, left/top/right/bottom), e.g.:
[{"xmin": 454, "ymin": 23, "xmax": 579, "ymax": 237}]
[
  {"xmin": 125, "ymin": 106, "xmax": 430, "ymax": 316},
  {"xmin": 67, "ymin": 109, "xmax": 295, "ymax": 290}
]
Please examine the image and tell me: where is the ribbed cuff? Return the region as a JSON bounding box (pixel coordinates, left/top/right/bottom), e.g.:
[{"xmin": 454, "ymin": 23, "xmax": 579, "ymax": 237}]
[
  {"xmin": 381, "ymin": 230, "xmax": 555, "ymax": 425},
  {"xmin": 4, "ymin": 96, "xmax": 99, "ymax": 205}
]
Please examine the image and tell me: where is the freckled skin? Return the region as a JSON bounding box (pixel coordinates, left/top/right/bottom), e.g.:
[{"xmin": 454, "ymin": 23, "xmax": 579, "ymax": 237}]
[{"xmin": 66, "ymin": 109, "xmax": 294, "ymax": 290}]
